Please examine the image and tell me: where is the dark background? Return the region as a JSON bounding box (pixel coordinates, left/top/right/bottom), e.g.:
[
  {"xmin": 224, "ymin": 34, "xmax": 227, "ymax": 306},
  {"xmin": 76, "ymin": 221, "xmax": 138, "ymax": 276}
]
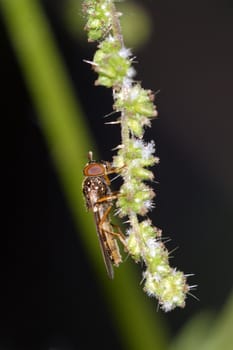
[{"xmin": 1, "ymin": 0, "xmax": 233, "ymax": 349}]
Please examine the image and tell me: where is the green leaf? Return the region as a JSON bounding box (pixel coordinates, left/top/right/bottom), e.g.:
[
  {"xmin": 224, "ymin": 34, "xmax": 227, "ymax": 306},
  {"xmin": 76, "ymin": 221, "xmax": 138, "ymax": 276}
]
[{"xmin": 169, "ymin": 311, "xmax": 215, "ymax": 350}]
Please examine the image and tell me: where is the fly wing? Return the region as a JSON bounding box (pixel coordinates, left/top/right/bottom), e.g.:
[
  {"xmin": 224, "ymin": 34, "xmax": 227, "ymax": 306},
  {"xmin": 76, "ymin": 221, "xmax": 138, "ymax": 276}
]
[{"xmin": 94, "ymin": 210, "xmax": 114, "ymax": 279}]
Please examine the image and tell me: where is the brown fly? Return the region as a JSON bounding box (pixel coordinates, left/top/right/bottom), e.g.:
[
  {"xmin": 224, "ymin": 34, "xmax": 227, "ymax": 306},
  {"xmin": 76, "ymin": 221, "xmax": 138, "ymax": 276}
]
[{"xmin": 82, "ymin": 151, "xmax": 125, "ymax": 279}]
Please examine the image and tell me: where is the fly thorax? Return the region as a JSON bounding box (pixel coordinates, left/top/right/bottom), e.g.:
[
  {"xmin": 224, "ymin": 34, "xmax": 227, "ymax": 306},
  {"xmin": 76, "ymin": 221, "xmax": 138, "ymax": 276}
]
[{"xmin": 83, "ymin": 176, "xmax": 111, "ymax": 210}]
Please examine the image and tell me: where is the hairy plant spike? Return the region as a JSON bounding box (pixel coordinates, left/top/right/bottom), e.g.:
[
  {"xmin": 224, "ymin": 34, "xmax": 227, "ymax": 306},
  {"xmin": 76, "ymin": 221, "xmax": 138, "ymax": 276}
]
[{"xmin": 83, "ymin": 0, "xmax": 192, "ymax": 311}]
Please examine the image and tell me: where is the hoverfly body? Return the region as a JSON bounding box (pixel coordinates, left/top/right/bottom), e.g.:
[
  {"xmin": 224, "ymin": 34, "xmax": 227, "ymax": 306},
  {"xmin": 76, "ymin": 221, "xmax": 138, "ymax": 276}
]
[{"xmin": 82, "ymin": 151, "xmax": 125, "ymax": 279}]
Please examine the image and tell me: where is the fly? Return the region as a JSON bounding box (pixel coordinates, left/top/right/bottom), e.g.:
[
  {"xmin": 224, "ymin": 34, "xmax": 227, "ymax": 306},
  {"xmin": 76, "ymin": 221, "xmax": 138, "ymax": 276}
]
[{"xmin": 82, "ymin": 151, "xmax": 125, "ymax": 279}]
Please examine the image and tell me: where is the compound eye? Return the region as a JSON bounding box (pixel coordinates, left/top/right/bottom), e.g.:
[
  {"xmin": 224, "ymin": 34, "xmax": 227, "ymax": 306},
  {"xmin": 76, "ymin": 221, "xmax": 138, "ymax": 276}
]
[{"xmin": 83, "ymin": 163, "xmax": 105, "ymax": 176}]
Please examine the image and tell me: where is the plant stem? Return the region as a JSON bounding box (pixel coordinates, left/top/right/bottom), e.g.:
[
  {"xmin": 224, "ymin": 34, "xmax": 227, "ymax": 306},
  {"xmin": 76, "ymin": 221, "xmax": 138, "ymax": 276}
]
[{"xmin": 109, "ymin": 1, "xmax": 124, "ymax": 46}]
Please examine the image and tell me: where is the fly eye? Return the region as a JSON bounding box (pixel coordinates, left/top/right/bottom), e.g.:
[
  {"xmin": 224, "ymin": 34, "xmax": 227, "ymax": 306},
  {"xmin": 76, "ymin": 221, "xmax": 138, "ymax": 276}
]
[{"xmin": 83, "ymin": 163, "xmax": 105, "ymax": 176}]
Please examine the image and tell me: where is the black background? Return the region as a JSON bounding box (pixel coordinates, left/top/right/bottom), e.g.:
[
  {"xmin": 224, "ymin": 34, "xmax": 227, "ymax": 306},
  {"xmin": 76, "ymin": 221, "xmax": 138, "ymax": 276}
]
[{"xmin": 1, "ymin": 0, "xmax": 233, "ymax": 349}]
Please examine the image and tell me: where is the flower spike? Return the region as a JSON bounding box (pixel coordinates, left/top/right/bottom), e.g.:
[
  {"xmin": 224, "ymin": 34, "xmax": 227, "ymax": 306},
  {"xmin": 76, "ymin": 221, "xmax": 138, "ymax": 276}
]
[{"xmin": 83, "ymin": 0, "xmax": 192, "ymax": 311}]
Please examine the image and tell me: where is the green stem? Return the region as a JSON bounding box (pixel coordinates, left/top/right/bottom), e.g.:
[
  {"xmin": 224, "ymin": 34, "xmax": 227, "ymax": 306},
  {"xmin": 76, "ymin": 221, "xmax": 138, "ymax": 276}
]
[{"xmin": 109, "ymin": 1, "xmax": 124, "ymax": 46}]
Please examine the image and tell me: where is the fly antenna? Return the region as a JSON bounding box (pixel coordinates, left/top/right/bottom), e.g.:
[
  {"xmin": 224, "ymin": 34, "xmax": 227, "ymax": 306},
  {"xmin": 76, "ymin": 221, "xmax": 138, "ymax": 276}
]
[{"xmin": 88, "ymin": 150, "xmax": 93, "ymax": 162}]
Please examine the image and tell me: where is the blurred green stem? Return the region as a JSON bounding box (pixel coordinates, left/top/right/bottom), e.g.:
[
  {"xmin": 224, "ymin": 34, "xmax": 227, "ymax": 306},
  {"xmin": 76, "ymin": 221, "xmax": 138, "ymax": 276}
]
[{"xmin": 0, "ymin": 0, "xmax": 168, "ymax": 349}]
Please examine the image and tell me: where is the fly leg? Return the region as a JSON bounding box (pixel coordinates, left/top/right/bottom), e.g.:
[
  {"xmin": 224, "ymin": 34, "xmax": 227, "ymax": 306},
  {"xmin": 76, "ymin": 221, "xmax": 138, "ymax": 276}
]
[
  {"xmin": 96, "ymin": 191, "xmax": 119, "ymax": 204},
  {"xmin": 97, "ymin": 204, "xmax": 127, "ymax": 248}
]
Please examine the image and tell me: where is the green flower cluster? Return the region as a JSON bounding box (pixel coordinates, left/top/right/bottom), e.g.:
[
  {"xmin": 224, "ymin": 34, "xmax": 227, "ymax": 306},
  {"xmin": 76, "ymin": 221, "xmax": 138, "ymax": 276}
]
[
  {"xmin": 113, "ymin": 139, "xmax": 158, "ymax": 178},
  {"xmin": 113, "ymin": 139, "xmax": 158, "ymax": 216},
  {"xmin": 93, "ymin": 38, "xmax": 133, "ymax": 87},
  {"xmin": 83, "ymin": 0, "xmax": 191, "ymax": 311},
  {"xmin": 114, "ymin": 85, "xmax": 157, "ymax": 137},
  {"xmin": 83, "ymin": 0, "xmax": 113, "ymax": 41},
  {"xmin": 126, "ymin": 219, "xmax": 162, "ymax": 262},
  {"xmin": 144, "ymin": 269, "xmax": 188, "ymax": 311},
  {"xmin": 126, "ymin": 219, "xmax": 188, "ymax": 311}
]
